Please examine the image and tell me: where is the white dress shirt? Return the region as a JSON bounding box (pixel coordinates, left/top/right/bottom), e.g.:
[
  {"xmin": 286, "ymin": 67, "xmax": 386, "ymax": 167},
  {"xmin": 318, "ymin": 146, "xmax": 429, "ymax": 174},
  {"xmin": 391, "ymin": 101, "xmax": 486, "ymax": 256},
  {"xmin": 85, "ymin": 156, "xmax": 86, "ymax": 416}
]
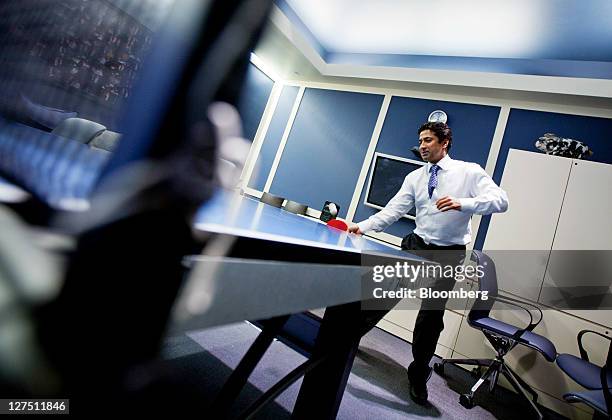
[{"xmin": 358, "ymin": 155, "xmax": 508, "ymax": 246}]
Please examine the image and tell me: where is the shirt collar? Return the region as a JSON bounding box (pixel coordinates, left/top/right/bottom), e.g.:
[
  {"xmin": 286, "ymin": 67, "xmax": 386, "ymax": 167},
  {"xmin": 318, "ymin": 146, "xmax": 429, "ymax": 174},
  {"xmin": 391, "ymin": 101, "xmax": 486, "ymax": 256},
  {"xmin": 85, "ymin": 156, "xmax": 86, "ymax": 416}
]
[{"xmin": 426, "ymin": 154, "xmax": 453, "ymax": 172}]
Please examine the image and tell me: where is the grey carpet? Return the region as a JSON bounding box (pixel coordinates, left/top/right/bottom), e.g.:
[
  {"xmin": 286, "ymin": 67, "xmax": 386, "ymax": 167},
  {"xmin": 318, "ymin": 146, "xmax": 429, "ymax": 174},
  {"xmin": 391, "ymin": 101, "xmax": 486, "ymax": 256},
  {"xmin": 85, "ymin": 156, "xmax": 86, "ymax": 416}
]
[{"xmin": 161, "ymin": 322, "xmax": 567, "ymax": 419}]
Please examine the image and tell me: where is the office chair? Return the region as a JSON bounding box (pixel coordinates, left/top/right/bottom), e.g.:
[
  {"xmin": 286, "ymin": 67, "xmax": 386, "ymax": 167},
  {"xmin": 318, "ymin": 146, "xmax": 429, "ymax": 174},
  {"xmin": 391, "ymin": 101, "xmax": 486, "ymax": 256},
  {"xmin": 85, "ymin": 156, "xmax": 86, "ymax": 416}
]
[
  {"xmin": 433, "ymin": 250, "xmax": 557, "ymax": 420},
  {"xmin": 260, "ymin": 191, "xmax": 284, "ymax": 208},
  {"xmin": 283, "ymin": 199, "xmax": 307, "ymax": 215},
  {"xmin": 556, "ymin": 330, "xmax": 611, "ymax": 418}
]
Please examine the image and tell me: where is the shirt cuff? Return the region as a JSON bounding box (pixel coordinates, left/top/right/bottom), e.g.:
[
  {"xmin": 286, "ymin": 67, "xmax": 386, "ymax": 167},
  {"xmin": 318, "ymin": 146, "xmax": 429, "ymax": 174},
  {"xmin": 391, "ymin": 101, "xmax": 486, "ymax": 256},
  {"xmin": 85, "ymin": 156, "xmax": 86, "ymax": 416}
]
[
  {"xmin": 459, "ymin": 198, "xmax": 477, "ymax": 214},
  {"xmin": 357, "ymin": 220, "xmax": 373, "ymax": 233}
]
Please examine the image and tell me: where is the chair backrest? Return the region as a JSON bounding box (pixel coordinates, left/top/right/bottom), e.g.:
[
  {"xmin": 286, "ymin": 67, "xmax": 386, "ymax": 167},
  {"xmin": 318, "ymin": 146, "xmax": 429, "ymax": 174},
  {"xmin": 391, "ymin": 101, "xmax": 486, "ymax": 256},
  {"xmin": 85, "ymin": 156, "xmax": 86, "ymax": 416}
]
[
  {"xmin": 468, "ymin": 250, "xmax": 499, "ymax": 322},
  {"xmin": 260, "ymin": 192, "xmax": 284, "ymax": 208},
  {"xmin": 51, "ymin": 118, "xmax": 106, "ymax": 144},
  {"xmin": 283, "ymin": 200, "xmax": 307, "ymax": 215}
]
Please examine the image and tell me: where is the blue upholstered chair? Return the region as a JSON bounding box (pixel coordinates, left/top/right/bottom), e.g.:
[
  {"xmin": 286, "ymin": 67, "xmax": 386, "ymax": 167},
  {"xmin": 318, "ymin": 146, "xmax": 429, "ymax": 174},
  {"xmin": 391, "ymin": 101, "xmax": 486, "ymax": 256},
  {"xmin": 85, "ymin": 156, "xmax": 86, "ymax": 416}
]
[
  {"xmin": 433, "ymin": 250, "xmax": 557, "ymax": 419},
  {"xmin": 556, "ymin": 330, "xmax": 611, "ymax": 418}
]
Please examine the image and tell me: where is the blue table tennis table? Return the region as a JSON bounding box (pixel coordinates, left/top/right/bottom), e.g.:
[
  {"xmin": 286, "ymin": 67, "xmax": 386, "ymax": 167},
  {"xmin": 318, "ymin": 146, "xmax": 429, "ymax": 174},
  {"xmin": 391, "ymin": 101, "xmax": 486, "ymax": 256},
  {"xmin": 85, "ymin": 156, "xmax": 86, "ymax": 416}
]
[
  {"xmin": 179, "ymin": 190, "xmax": 423, "ymax": 419},
  {"xmin": 193, "ymin": 188, "xmax": 411, "ymax": 257}
]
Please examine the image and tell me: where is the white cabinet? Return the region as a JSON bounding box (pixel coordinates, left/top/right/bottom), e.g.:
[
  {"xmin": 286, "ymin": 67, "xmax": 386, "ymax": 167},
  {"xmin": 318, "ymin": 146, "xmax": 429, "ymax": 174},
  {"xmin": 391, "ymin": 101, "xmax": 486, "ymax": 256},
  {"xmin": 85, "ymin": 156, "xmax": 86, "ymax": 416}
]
[
  {"xmin": 552, "ymin": 159, "xmax": 612, "ymax": 250},
  {"xmin": 471, "ymin": 149, "xmax": 612, "ymax": 417},
  {"xmin": 542, "ymin": 159, "xmax": 612, "ymax": 326},
  {"xmin": 484, "ymin": 149, "xmax": 572, "ymax": 300},
  {"xmin": 485, "ymin": 149, "xmax": 572, "ymax": 251},
  {"xmin": 484, "ymin": 148, "xmax": 612, "ymax": 320}
]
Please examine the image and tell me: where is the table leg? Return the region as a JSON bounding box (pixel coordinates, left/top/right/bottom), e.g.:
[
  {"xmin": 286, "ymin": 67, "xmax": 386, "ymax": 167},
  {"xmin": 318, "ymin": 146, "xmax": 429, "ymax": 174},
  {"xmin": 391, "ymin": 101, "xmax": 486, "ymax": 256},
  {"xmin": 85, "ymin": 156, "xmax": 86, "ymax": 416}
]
[
  {"xmin": 292, "ymin": 302, "xmax": 389, "ymax": 419},
  {"xmin": 211, "ymin": 315, "xmax": 290, "ymax": 416}
]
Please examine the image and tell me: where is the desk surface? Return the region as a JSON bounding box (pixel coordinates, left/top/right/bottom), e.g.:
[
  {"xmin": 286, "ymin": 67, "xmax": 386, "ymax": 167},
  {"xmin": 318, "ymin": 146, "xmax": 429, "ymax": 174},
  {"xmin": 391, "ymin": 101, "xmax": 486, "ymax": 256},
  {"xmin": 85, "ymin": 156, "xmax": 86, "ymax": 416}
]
[{"xmin": 193, "ymin": 190, "xmax": 409, "ymax": 259}]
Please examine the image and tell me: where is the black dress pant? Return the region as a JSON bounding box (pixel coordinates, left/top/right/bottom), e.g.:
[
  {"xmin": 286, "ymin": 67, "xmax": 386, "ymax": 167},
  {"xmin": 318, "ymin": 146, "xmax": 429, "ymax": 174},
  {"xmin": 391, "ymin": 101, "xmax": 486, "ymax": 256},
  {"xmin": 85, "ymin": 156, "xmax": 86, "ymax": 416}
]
[{"xmin": 401, "ymin": 233, "xmax": 466, "ymax": 383}]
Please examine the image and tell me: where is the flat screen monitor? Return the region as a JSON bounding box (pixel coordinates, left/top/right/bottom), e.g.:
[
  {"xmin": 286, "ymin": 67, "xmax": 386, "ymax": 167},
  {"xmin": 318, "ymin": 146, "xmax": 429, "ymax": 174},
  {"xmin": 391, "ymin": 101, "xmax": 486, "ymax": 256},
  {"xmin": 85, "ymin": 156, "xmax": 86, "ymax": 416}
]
[{"xmin": 364, "ymin": 153, "xmax": 425, "ymax": 219}]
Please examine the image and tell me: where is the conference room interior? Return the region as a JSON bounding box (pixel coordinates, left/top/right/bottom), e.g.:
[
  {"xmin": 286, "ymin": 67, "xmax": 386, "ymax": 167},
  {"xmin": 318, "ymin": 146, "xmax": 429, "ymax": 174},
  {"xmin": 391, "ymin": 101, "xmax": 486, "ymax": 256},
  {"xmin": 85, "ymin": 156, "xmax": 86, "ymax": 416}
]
[{"xmin": 0, "ymin": 0, "xmax": 611, "ymax": 418}]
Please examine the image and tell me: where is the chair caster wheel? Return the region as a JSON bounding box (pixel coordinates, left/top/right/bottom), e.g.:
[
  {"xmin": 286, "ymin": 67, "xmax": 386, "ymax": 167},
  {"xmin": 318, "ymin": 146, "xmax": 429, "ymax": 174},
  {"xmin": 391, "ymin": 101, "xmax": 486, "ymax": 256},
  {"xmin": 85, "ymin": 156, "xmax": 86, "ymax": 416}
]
[
  {"xmin": 459, "ymin": 394, "xmax": 474, "ymax": 409},
  {"xmin": 433, "ymin": 362, "xmax": 444, "ymax": 376}
]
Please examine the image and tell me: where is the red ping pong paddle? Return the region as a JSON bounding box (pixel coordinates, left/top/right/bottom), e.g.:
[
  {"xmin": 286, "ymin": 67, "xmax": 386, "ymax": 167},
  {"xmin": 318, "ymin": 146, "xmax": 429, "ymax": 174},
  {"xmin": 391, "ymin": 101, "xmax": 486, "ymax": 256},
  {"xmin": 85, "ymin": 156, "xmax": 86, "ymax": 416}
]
[{"xmin": 326, "ymin": 219, "xmax": 348, "ymax": 231}]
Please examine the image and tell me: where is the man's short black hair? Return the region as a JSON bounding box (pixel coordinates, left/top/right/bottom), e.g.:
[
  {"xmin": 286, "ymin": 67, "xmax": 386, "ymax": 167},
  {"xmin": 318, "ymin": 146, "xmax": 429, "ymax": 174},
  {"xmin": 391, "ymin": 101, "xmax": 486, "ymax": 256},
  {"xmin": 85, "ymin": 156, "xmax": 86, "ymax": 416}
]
[{"xmin": 418, "ymin": 122, "xmax": 453, "ymax": 152}]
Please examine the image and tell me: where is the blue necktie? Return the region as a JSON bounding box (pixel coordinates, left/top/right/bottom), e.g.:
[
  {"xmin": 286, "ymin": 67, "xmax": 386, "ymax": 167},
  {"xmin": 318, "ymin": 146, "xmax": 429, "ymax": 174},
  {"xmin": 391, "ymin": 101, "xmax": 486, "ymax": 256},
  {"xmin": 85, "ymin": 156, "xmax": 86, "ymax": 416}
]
[{"xmin": 428, "ymin": 164, "xmax": 440, "ymax": 198}]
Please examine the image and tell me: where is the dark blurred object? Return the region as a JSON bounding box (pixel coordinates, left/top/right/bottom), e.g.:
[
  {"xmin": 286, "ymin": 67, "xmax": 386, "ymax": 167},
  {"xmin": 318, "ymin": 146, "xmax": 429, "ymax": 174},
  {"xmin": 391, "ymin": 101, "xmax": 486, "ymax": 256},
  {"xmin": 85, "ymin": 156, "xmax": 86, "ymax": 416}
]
[
  {"xmin": 0, "ymin": 0, "xmax": 169, "ymax": 222},
  {"xmin": 0, "ymin": 205, "xmax": 63, "ymax": 397},
  {"xmin": 0, "ymin": 121, "xmax": 109, "ymax": 211},
  {"xmin": 0, "ymin": 0, "xmax": 274, "ymax": 416},
  {"xmin": 535, "ymin": 133, "xmax": 593, "ymax": 159},
  {"xmin": 320, "ymin": 201, "xmax": 339, "ymax": 222},
  {"xmin": 0, "ymin": 0, "xmax": 159, "ymax": 132},
  {"xmin": 17, "ymin": 95, "xmax": 77, "ymax": 130},
  {"xmin": 209, "ymin": 102, "xmax": 252, "ymax": 189}
]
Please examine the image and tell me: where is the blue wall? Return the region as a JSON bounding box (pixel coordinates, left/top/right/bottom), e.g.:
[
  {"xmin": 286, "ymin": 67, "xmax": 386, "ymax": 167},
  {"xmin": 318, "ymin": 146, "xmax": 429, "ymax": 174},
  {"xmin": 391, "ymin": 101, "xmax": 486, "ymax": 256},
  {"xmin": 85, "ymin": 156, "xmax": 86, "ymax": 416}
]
[
  {"xmin": 249, "ymin": 84, "xmax": 612, "ymax": 247},
  {"xmin": 353, "ymin": 96, "xmax": 501, "ymax": 238},
  {"xmin": 270, "ymin": 88, "xmax": 384, "ymax": 217},
  {"xmin": 474, "ymin": 108, "xmax": 612, "ymax": 249},
  {"xmin": 238, "ymin": 64, "xmax": 274, "ymax": 141},
  {"xmin": 248, "ymin": 85, "xmax": 299, "ymax": 191}
]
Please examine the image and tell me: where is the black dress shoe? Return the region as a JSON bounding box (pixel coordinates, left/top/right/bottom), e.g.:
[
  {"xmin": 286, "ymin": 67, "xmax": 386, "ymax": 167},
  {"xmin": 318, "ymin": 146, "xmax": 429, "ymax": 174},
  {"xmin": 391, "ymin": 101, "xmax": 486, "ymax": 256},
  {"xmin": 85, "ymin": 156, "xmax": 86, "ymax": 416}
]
[
  {"xmin": 407, "ymin": 367, "xmax": 432, "ymax": 405},
  {"xmin": 409, "ymin": 381, "xmax": 428, "ymax": 405}
]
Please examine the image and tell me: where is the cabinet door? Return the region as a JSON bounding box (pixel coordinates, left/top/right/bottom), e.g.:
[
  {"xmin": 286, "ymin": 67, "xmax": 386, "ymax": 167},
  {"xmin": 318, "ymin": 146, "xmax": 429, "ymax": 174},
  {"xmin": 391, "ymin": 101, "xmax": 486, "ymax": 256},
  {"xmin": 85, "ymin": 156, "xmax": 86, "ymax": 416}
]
[
  {"xmin": 541, "ymin": 159, "xmax": 612, "ymax": 324},
  {"xmin": 552, "ymin": 159, "xmax": 612, "ymax": 250},
  {"xmin": 484, "ymin": 149, "xmax": 572, "ymax": 300}
]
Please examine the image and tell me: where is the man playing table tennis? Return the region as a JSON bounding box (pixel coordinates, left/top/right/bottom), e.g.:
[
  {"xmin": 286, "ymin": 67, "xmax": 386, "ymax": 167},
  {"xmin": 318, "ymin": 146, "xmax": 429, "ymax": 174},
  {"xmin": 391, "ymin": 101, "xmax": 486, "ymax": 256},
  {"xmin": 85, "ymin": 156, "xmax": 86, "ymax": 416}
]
[{"xmin": 349, "ymin": 121, "xmax": 508, "ymax": 405}]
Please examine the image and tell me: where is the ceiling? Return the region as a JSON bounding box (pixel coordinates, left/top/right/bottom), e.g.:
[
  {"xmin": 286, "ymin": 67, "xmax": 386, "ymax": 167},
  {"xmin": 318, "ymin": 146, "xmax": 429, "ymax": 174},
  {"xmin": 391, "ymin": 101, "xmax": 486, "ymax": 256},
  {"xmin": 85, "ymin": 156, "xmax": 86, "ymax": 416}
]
[
  {"xmin": 271, "ymin": 0, "xmax": 612, "ymax": 90},
  {"xmin": 282, "ymin": 0, "xmax": 612, "ymax": 62}
]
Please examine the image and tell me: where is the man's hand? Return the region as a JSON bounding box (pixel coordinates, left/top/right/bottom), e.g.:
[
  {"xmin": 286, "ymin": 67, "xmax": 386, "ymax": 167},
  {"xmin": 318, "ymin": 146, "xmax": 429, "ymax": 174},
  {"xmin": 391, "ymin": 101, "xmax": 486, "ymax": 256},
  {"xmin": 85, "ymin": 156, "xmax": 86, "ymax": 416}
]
[
  {"xmin": 348, "ymin": 224, "xmax": 363, "ymax": 235},
  {"xmin": 436, "ymin": 196, "xmax": 461, "ymax": 212}
]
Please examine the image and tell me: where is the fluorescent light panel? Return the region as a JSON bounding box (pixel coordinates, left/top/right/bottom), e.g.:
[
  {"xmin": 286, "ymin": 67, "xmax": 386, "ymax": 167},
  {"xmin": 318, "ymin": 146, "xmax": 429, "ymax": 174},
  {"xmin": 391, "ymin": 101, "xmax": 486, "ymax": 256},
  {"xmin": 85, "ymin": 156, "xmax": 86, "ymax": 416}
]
[{"xmin": 286, "ymin": 0, "xmax": 545, "ymax": 59}]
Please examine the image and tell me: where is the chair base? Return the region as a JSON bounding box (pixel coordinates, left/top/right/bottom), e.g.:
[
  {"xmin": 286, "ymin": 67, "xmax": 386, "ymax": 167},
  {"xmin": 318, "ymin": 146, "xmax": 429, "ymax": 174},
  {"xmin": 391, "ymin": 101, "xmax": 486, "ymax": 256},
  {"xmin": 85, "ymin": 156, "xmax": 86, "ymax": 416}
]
[{"xmin": 434, "ymin": 357, "xmax": 544, "ymax": 420}]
